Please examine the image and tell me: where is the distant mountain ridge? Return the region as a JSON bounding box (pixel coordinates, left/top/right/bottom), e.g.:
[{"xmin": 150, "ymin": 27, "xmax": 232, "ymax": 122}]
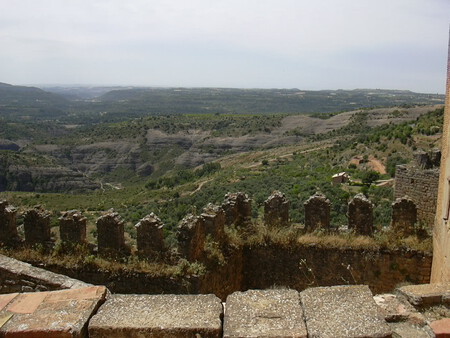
[
  {"xmin": 0, "ymin": 82, "xmax": 445, "ymax": 121},
  {"xmin": 95, "ymin": 87, "xmax": 444, "ymax": 115},
  {"xmin": 0, "ymin": 82, "xmax": 69, "ymax": 118}
]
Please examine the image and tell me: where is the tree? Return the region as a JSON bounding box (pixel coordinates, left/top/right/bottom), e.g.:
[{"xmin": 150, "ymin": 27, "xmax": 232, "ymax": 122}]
[{"xmin": 361, "ymin": 170, "xmax": 380, "ymax": 185}]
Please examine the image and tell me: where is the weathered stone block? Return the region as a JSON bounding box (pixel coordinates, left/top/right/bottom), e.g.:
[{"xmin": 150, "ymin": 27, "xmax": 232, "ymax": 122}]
[
  {"xmin": 0, "ymin": 200, "xmax": 18, "ymax": 244},
  {"xmin": 0, "ymin": 254, "xmax": 90, "ymax": 292},
  {"xmin": 264, "ymin": 191, "xmax": 290, "ymax": 227},
  {"xmin": 96, "ymin": 210, "xmax": 127, "ymax": 255},
  {"xmin": 222, "ymin": 192, "xmax": 252, "ymax": 228},
  {"xmin": 414, "ymin": 149, "xmax": 441, "ymax": 169},
  {"xmin": 373, "ymin": 293, "xmax": 426, "ymax": 325},
  {"xmin": 201, "ymin": 204, "xmax": 226, "ymax": 243},
  {"xmin": 391, "ymin": 196, "xmax": 417, "ymax": 237},
  {"xmin": 135, "ymin": 212, "xmax": 165, "ymax": 258},
  {"xmin": 300, "ymin": 285, "xmax": 391, "ymax": 338},
  {"xmin": 304, "ymin": 192, "xmax": 331, "ymax": 232},
  {"xmin": 177, "ymin": 214, "xmax": 206, "ymax": 261},
  {"xmin": 223, "ymin": 289, "xmax": 307, "ymax": 338},
  {"xmin": 388, "ymin": 322, "xmax": 435, "ymax": 338},
  {"xmin": 430, "ymin": 318, "xmax": 450, "ymax": 337},
  {"xmin": 59, "ymin": 210, "xmax": 87, "ymax": 243},
  {"xmin": 397, "ymin": 283, "xmax": 450, "ymax": 307},
  {"xmin": 89, "ymin": 294, "xmax": 223, "ymax": 338},
  {"xmin": 23, "ymin": 206, "xmax": 52, "ymax": 244},
  {"xmin": 348, "ymin": 194, "xmax": 374, "ymax": 236},
  {"xmin": 0, "ymin": 286, "xmax": 107, "ymax": 337}
]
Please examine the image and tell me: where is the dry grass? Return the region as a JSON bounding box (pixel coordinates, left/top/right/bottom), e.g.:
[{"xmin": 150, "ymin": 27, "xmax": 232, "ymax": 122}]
[
  {"xmin": 0, "ymin": 223, "xmax": 431, "ymax": 280},
  {"xmin": 0, "ymin": 245, "xmax": 205, "ymax": 277},
  {"xmin": 245, "ymin": 223, "xmax": 432, "ymax": 252},
  {"xmin": 297, "ymin": 233, "xmax": 378, "ymax": 249},
  {"xmin": 246, "ymin": 223, "xmax": 301, "ymax": 248}
]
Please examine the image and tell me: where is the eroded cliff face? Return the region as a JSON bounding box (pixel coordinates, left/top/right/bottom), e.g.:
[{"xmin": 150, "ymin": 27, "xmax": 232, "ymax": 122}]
[
  {"xmin": 28, "ymin": 105, "xmax": 443, "ymax": 178},
  {"xmin": 1, "ymin": 104, "xmax": 443, "ymax": 192},
  {"xmin": 0, "ymin": 162, "xmax": 100, "ymax": 193}
]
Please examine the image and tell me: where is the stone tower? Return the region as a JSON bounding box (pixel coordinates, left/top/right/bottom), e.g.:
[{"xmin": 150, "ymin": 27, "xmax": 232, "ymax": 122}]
[{"xmin": 431, "ymin": 31, "xmax": 450, "ymax": 282}]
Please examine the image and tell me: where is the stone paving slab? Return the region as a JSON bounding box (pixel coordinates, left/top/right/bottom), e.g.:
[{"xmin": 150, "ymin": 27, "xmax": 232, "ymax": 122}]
[
  {"xmin": 223, "ymin": 289, "xmax": 307, "ymax": 338},
  {"xmin": 397, "ymin": 283, "xmax": 450, "ymax": 307},
  {"xmin": 430, "ymin": 318, "xmax": 450, "ymax": 337},
  {"xmin": 388, "ymin": 322, "xmax": 434, "ymax": 338},
  {"xmin": 0, "ymin": 293, "xmax": 18, "ymax": 311},
  {"xmin": 300, "ymin": 285, "xmax": 391, "ymax": 338},
  {"xmin": 0, "ymin": 286, "xmax": 107, "ymax": 338},
  {"xmin": 373, "ymin": 293, "xmax": 426, "ymax": 325},
  {"xmin": 88, "ymin": 294, "xmax": 223, "ymax": 338}
]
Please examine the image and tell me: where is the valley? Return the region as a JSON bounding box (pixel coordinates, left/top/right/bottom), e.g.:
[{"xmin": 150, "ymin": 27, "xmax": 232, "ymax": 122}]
[{"xmin": 0, "ymin": 83, "xmax": 446, "ymax": 242}]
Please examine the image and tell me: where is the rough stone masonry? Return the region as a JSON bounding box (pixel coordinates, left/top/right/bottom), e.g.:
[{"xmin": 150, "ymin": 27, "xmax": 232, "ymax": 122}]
[
  {"xmin": 23, "ymin": 206, "xmax": 52, "ymax": 245},
  {"xmin": 348, "ymin": 193, "xmax": 374, "ymax": 236},
  {"xmin": 431, "ymin": 32, "xmax": 450, "ymax": 282},
  {"xmin": 0, "ymin": 200, "xmax": 18, "ymax": 244},
  {"xmin": 304, "ymin": 192, "xmax": 331, "ymax": 232},
  {"xmin": 264, "ymin": 190, "xmax": 290, "ymax": 227},
  {"xmin": 59, "ymin": 210, "xmax": 87, "ymax": 244}
]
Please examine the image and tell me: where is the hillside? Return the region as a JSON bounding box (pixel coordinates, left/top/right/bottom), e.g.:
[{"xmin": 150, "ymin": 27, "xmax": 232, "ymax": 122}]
[
  {"xmin": 1, "ymin": 105, "xmax": 442, "ymax": 181},
  {"xmin": 0, "ymin": 82, "xmax": 69, "ymax": 118},
  {"xmin": 0, "ymin": 104, "xmax": 444, "ymax": 243}
]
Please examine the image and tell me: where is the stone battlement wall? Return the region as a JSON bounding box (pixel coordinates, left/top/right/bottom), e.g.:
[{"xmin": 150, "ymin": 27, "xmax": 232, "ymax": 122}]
[
  {"xmin": 0, "ymin": 190, "xmax": 432, "ymax": 299},
  {"xmin": 2, "ymin": 244, "xmax": 431, "ymax": 300}
]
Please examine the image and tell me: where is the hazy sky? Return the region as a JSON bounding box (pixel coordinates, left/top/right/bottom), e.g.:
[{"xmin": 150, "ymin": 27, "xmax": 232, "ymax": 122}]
[{"xmin": 0, "ymin": 0, "xmax": 449, "ymax": 93}]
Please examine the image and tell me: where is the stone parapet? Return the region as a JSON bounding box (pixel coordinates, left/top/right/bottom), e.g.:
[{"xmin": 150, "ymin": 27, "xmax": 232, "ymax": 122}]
[{"xmin": 0, "ymin": 276, "xmax": 448, "ymax": 337}]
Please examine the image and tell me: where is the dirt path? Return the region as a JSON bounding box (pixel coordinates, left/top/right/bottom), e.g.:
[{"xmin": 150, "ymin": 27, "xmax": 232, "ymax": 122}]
[
  {"xmin": 244, "ymin": 143, "xmax": 335, "ymax": 169},
  {"xmin": 368, "ymin": 156, "xmax": 386, "ymax": 174},
  {"xmin": 190, "ymin": 179, "xmax": 212, "ymax": 195}
]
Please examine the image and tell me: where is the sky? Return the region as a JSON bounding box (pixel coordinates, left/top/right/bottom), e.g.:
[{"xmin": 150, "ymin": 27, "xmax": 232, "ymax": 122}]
[{"xmin": 0, "ymin": 0, "xmax": 449, "ymax": 93}]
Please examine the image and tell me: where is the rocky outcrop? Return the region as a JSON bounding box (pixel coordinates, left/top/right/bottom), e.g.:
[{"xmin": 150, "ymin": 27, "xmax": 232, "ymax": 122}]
[
  {"xmin": 0, "ymin": 163, "xmax": 99, "ymax": 193},
  {"xmin": 0, "ymin": 140, "xmax": 20, "ymax": 151}
]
